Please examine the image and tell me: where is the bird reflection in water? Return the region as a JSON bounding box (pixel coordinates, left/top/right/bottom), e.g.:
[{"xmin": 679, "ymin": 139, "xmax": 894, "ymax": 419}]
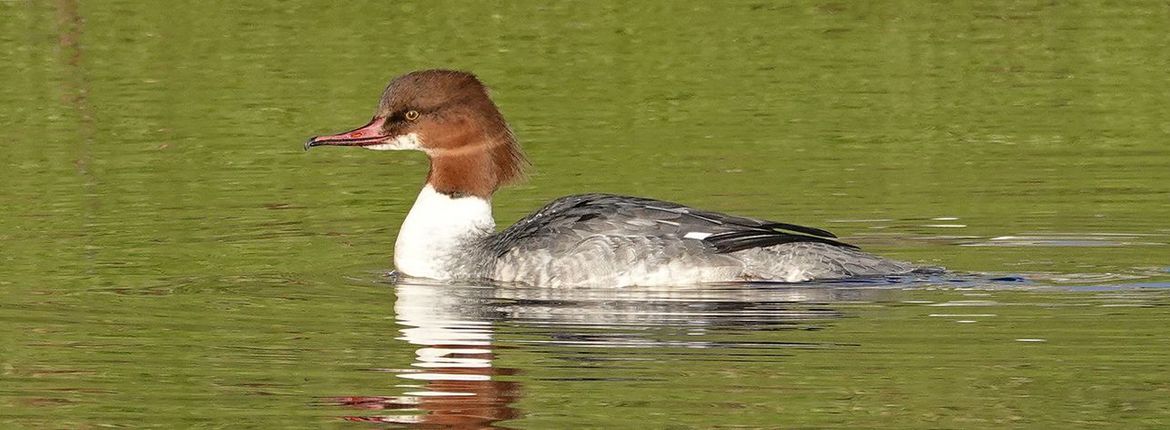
[
  {"xmin": 323, "ymin": 278, "xmax": 902, "ymax": 428},
  {"xmin": 325, "ymin": 283, "xmax": 520, "ymax": 428}
]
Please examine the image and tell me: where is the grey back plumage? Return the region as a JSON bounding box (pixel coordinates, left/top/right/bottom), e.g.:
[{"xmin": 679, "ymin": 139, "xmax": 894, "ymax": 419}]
[
  {"xmin": 487, "ymin": 194, "xmax": 852, "ymax": 253},
  {"xmin": 476, "ymin": 194, "xmax": 917, "ymax": 287}
]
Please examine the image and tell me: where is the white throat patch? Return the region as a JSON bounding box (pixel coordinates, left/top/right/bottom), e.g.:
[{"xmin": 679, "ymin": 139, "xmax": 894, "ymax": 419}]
[
  {"xmin": 364, "ymin": 132, "xmax": 422, "ymax": 151},
  {"xmin": 394, "ymin": 184, "xmax": 495, "ymax": 280}
]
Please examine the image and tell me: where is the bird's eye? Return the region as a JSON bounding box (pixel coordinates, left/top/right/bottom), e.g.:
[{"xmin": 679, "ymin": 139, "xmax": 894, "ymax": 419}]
[{"xmin": 405, "ymin": 110, "xmax": 420, "ymax": 121}]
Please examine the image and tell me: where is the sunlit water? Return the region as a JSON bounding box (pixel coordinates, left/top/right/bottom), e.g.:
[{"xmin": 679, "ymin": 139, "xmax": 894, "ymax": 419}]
[
  {"xmin": 2, "ymin": 1, "xmax": 1169, "ymax": 428},
  {"xmin": 325, "ymin": 277, "xmax": 1170, "ymax": 428}
]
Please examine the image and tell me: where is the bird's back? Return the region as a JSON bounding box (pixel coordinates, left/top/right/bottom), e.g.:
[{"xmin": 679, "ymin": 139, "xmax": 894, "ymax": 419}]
[{"xmin": 479, "ymin": 194, "xmax": 917, "ymax": 287}]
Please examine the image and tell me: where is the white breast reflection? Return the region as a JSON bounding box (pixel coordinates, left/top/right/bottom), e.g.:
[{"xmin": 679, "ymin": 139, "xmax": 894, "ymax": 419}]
[{"xmin": 328, "ymin": 278, "xmax": 903, "ymax": 427}]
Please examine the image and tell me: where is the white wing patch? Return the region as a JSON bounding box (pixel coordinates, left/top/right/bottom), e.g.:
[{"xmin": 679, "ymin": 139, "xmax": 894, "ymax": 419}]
[{"xmin": 683, "ymin": 231, "xmax": 712, "ymax": 240}]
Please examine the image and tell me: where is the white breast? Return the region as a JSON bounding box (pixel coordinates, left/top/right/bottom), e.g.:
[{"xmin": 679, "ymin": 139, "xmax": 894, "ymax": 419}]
[{"xmin": 394, "ymin": 184, "xmax": 495, "ymax": 279}]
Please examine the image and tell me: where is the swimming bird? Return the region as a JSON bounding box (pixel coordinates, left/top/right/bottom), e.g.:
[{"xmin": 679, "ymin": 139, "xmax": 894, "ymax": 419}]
[{"xmin": 306, "ymin": 69, "xmax": 923, "ymax": 287}]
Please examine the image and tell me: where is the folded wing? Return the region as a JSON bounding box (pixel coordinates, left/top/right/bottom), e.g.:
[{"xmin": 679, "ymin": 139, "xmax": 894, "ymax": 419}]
[{"xmin": 487, "ymin": 194, "xmax": 858, "ymax": 257}]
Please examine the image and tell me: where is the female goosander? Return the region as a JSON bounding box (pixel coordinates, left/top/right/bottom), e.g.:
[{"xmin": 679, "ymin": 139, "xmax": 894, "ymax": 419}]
[{"xmin": 306, "ymin": 70, "xmax": 923, "ymax": 287}]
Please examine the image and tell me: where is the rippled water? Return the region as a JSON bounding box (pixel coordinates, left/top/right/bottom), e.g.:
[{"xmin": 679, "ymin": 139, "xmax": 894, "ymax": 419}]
[
  {"xmin": 3, "ymin": 1, "xmax": 1169, "ymax": 428},
  {"xmin": 321, "ymin": 278, "xmax": 1170, "ymax": 428}
]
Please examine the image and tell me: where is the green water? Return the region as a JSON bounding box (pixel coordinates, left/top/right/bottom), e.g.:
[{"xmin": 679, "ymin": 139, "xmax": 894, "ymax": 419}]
[{"xmin": 2, "ymin": 1, "xmax": 1169, "ymax": 428}]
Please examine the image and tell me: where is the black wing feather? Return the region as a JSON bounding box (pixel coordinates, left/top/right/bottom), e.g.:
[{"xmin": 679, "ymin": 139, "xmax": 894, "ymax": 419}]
[
  {"xmin": 760, "ymin": 222, "xmax": 838, "ymax": 239},
  {"xmin": 705, "ymin": 230, "xmax": 858, "ymax": 254}
]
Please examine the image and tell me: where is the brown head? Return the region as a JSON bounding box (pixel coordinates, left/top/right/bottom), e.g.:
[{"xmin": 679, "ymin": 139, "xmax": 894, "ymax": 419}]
[{"xmin": 306, "ymin": 70, "xmax": 528, "ymax": 198}]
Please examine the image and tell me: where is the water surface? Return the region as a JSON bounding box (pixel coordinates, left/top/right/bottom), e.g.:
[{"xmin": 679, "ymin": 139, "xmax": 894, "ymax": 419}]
[{"xmin": 2, "ymin": 1, "xmax": 1168, "ymax": 428}]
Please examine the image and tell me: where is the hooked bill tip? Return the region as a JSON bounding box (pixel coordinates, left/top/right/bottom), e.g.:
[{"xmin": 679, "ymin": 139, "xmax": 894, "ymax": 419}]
[{"xmin": 304, "ymin": 137, "xmax": 316, "ymax": 152}]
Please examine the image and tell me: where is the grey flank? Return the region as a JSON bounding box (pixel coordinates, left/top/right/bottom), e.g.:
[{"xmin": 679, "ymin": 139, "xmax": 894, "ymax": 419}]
[{"xmin": 455, "ymin": 194, "xmax": 921, "ymax": 287}]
